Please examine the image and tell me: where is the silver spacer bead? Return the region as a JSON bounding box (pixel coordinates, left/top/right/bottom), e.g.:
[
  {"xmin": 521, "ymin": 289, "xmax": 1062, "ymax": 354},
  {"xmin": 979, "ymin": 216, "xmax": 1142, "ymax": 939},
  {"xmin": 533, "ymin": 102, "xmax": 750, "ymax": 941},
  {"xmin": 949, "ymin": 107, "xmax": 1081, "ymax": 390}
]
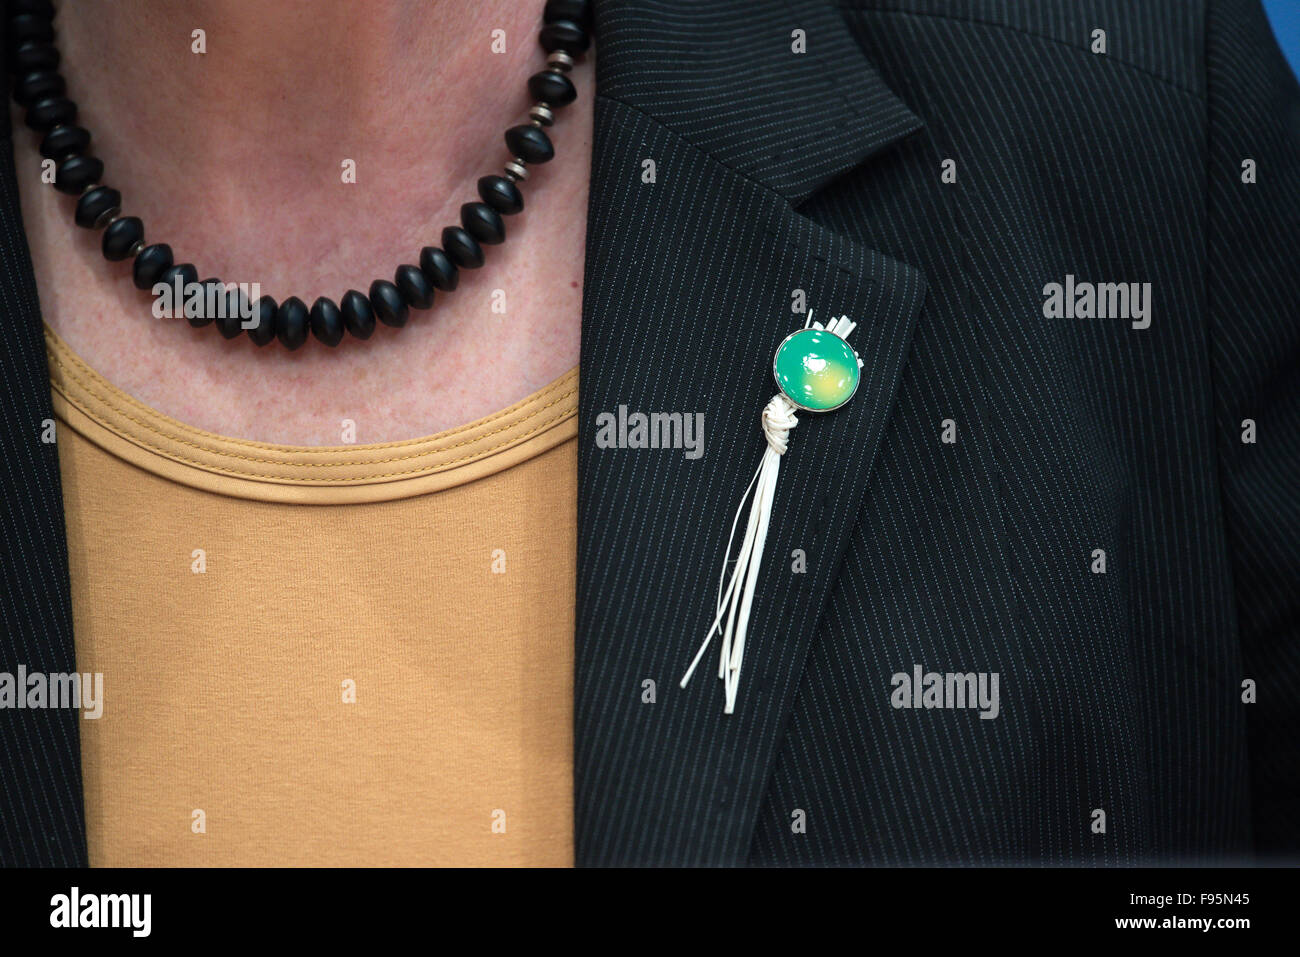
[
  {"xmin": 80, "ymin": 182, "xmax": 97, "ymax": 196},
  {"xmin": 126, "ymin": 240, "xmax": 145, "ymax": 258},
  {"xmin": 92, "ymin": 206, "xmax": 120, "ymax": 230},
  {"xmin": 504, "ymin": 159, "xmax": 528, "ymax": 181},
  {"xmin": 529, "ymin": 104, "xmax": 555, "ymax": 126},
  {"xmin": 546, "ymin": 50, "xmax": 574, "ymax": 72}
]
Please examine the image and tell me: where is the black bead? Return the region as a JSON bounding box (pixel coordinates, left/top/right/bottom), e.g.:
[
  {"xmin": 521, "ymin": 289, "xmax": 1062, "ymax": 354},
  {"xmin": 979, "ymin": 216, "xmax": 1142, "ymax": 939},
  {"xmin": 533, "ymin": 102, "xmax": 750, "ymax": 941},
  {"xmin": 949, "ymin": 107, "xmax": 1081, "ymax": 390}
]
[
  {"xmin": 441, "ymin": 226, "xmax": 484, "ymax": 269},
  {"xmin": 158, "ymin": 261, "xmax": 198, "ymax": 301},
  {"xmin": 248, "ymin": 295, "xmax": 278, "ymax": 346},
  {"xmin": 369, "ymin": 279, "xmax": 409, "ymax": 327},
  {"xmin": 186, "ymin": 279, "xmax": 222, "ymax": 327},
  {"xmin": 477, "ymin": 175, "xmax": 523, "ymax": 216},
  {"xmin": 216, "ymin": 286, "xmax": 248, "ymax": 340},
  {"xmin": 539, "ymin": 20, "xmax": 590, "ymax": 55},
  {"xmin": 528, "ymin": 70, "xmax": 576, "ymax": 107},
  {"xmin": 308, "ymin": 296, "xmax": 344, "ymax": 346},
  {"xmin": 74, "ymin": 184, "xmax": 120, "ymax": 229},
  {"xmin": 276, "ymin": 296, "xmax": 309, "ymax": 349},
  {"xmin": 544, "ymin": 0, "xmax": 591, "ymax": 26},
  {"xmin": 505, "ymin": 124, "xmax": 554, "ymax": 164},
  {"xmin": 202, "ymin": 279, "xmax": 230, "ymax": 328},
  {"xmin": 10, "ymin": 41, "xmax": 59, "ymax": 74},
  {"xmin": 461, "ymin": 202, "xmax": 505, "ymax": 245},
  {"xmin": 340, "ymin": 289, "xmax": 375, "ymax": 339},
  {"xmin": 395, "ymin": 263, "xmax": 434, "ymax": 310},
  {"xmin": 418, "ymin": 246, "xmax": 459, "ymax": 291},
  {"xmin": 159, "ymin": 265, "xmax": 196, "ymax": 322},
  {"xmin": 7, "ymin": 14, "xmax": 55, "ymax": 50},
  {"xmin": 158, "ymin": 263, "xmax": 198, "ymax": 323},
  {"xmin": 53, "ymin": 154, "xmax": 102, "ymax": 195},
  {"xmin": 13, "ymin": 69, "xmax": 64, "ymax": 107},
  {"xmin": 24, "ymin": 95, "xmax": 75, "ymax": 131},
  {"xmin": 40, "ymin": 123, "xmax": 89, "ymax": 160},
  {"xmin": 131, "ymin": 243, "xmax": 173, "ymax": 290},
  {"xmin": 101, "ymin": 215, "xmax": 142, "ymax": 262}
]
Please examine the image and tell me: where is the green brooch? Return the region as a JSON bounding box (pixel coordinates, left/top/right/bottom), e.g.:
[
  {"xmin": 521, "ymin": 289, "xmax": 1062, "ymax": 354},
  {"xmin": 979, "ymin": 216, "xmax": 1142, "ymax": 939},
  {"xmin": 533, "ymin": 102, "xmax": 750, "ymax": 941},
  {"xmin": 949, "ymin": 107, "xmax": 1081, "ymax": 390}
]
[{"xmin": 773, "ymin": 326, "xmax": 861, "ymax": 412}]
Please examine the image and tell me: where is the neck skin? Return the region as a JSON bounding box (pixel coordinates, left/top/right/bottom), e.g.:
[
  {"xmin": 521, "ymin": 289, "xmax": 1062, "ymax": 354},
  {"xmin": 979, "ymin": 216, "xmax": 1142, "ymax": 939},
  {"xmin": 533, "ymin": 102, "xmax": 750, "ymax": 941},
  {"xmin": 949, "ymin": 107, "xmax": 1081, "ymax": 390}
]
[{"xmin": 19, "ymin": 0, "xmax": 591, "ymax": 444}]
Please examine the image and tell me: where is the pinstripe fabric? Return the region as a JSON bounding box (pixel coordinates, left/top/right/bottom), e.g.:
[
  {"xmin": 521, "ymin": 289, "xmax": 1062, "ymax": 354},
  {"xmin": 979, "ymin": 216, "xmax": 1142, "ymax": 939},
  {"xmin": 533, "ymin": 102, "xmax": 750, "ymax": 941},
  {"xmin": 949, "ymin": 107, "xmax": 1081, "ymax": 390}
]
[
  {"xmin": 0, "ymin": 21, "xmax": 87, "ymax": 865},
  {"xmin": 1, "ymin": 0, "xmax": 1295, "ymax": 867},
  {"xmin": 593, "ymin": 0, "xmax": 923, "ymax": 204},
  {"xmin": 1204, "ymin": 0, "xmax": 1300, "ymax": 857},
  {"xmin": 578, "ymin": 0, "xmax": 1292, "ymax": 865},
  {"xmin": 577, "ymin": 0, "xmax": 936, "ymax": 866},
  {"xmin": 745, "ymin": 0, "xmax": 1294, "ymax": 864},
  {"xmin": 751, "ymin": 0, "xmax": 1245, "ymax": 866},
  {"xmin": 576, "ymin": 107, "xmax": 927, "ymax": 864}
]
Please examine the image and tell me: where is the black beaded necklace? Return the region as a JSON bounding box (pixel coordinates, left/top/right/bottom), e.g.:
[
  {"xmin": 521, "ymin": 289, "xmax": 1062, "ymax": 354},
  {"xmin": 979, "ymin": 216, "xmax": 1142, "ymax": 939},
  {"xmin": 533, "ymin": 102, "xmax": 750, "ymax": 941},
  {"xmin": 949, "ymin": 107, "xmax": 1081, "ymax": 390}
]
[{"xmin": 6, "ymin": 0, "xmax": 592, "ymax": 349}]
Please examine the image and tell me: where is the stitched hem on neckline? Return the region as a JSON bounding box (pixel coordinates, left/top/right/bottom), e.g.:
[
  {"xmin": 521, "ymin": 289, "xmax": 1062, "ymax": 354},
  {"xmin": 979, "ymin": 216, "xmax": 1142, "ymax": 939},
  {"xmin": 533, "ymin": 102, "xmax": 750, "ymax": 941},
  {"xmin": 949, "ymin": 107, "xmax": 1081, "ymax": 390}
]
[{"xmin": 45, "ymin": 324, "xmax": 579, "ymax": 505}]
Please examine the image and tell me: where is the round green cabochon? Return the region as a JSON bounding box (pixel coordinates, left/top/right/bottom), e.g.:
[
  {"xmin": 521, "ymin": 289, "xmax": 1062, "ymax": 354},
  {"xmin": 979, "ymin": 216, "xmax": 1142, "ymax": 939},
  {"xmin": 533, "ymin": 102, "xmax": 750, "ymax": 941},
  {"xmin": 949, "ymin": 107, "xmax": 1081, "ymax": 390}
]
[{"xmin": 772, "ymin": 328, "xmax": 860, "ymax": 412}]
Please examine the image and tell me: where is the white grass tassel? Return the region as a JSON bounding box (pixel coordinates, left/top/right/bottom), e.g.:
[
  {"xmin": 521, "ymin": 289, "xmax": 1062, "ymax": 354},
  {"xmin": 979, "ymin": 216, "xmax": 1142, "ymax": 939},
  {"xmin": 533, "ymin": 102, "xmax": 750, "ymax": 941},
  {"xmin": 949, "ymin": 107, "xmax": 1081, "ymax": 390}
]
[{"xmin": 681, "ymin": 312, "xmax": 863, "ymax": 713}]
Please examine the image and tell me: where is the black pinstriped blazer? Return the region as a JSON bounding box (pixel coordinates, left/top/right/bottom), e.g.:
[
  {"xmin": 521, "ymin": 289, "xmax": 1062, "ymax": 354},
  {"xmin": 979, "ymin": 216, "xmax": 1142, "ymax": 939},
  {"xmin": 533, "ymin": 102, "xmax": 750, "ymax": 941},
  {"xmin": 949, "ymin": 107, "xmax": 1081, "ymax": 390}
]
[{"xmin": 2, "ymin": 0, "xmax": 1298, "ymax": 867}]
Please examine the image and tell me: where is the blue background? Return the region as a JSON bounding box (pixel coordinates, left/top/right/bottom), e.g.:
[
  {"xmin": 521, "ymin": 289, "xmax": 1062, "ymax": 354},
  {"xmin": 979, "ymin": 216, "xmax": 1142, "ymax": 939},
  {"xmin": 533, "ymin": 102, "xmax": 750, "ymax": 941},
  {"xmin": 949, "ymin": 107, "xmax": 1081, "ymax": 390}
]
[{"xmin": 1263, "ymin": 0, "xmax": 1300, "ymax": 78}]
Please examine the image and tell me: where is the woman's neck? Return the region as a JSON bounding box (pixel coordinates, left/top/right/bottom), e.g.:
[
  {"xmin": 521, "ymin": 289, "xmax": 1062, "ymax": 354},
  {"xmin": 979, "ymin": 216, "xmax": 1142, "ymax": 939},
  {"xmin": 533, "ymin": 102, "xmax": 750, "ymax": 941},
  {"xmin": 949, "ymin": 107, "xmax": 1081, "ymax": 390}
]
[
  {"xmin": 20, "ymin": 0, "xmax": 592, "ymax": 445},
  {"xmin": 58, "ymin": 0, "xmax": 552, "ymax": 288}
]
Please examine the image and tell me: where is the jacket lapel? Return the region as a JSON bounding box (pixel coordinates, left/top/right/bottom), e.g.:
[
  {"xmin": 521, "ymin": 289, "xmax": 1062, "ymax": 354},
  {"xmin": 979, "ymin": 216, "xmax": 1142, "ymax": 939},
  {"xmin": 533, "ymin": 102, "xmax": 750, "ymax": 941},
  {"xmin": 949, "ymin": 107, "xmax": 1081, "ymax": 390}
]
[
  {"xmin": 0, "ymin": 34, "xmax": 88, "ymax": 864},
  {"xmin": 576, "ymin": 0, "xmax": 929, "ymax": 864}
]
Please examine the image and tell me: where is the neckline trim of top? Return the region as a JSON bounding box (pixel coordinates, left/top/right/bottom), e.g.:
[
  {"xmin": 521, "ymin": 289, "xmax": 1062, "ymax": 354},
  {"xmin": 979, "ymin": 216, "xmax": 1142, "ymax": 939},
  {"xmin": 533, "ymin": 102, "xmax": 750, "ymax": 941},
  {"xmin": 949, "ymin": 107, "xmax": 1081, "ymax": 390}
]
[{"xmin": 45, "ymin": 324, "xmax": 579, "ymax": 505}]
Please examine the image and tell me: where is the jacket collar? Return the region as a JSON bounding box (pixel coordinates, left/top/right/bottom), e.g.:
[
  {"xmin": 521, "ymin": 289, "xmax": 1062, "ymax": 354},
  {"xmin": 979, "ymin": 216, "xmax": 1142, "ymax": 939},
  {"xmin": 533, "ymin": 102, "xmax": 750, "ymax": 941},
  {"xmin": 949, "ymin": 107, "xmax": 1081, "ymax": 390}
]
[
  {"xmin": 593, "ymin": 0, "xmax": 923, "ymax": 205},
  {"xmin": 575, "ymin": 0, "xmax": 928, "ymax": 863}
]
